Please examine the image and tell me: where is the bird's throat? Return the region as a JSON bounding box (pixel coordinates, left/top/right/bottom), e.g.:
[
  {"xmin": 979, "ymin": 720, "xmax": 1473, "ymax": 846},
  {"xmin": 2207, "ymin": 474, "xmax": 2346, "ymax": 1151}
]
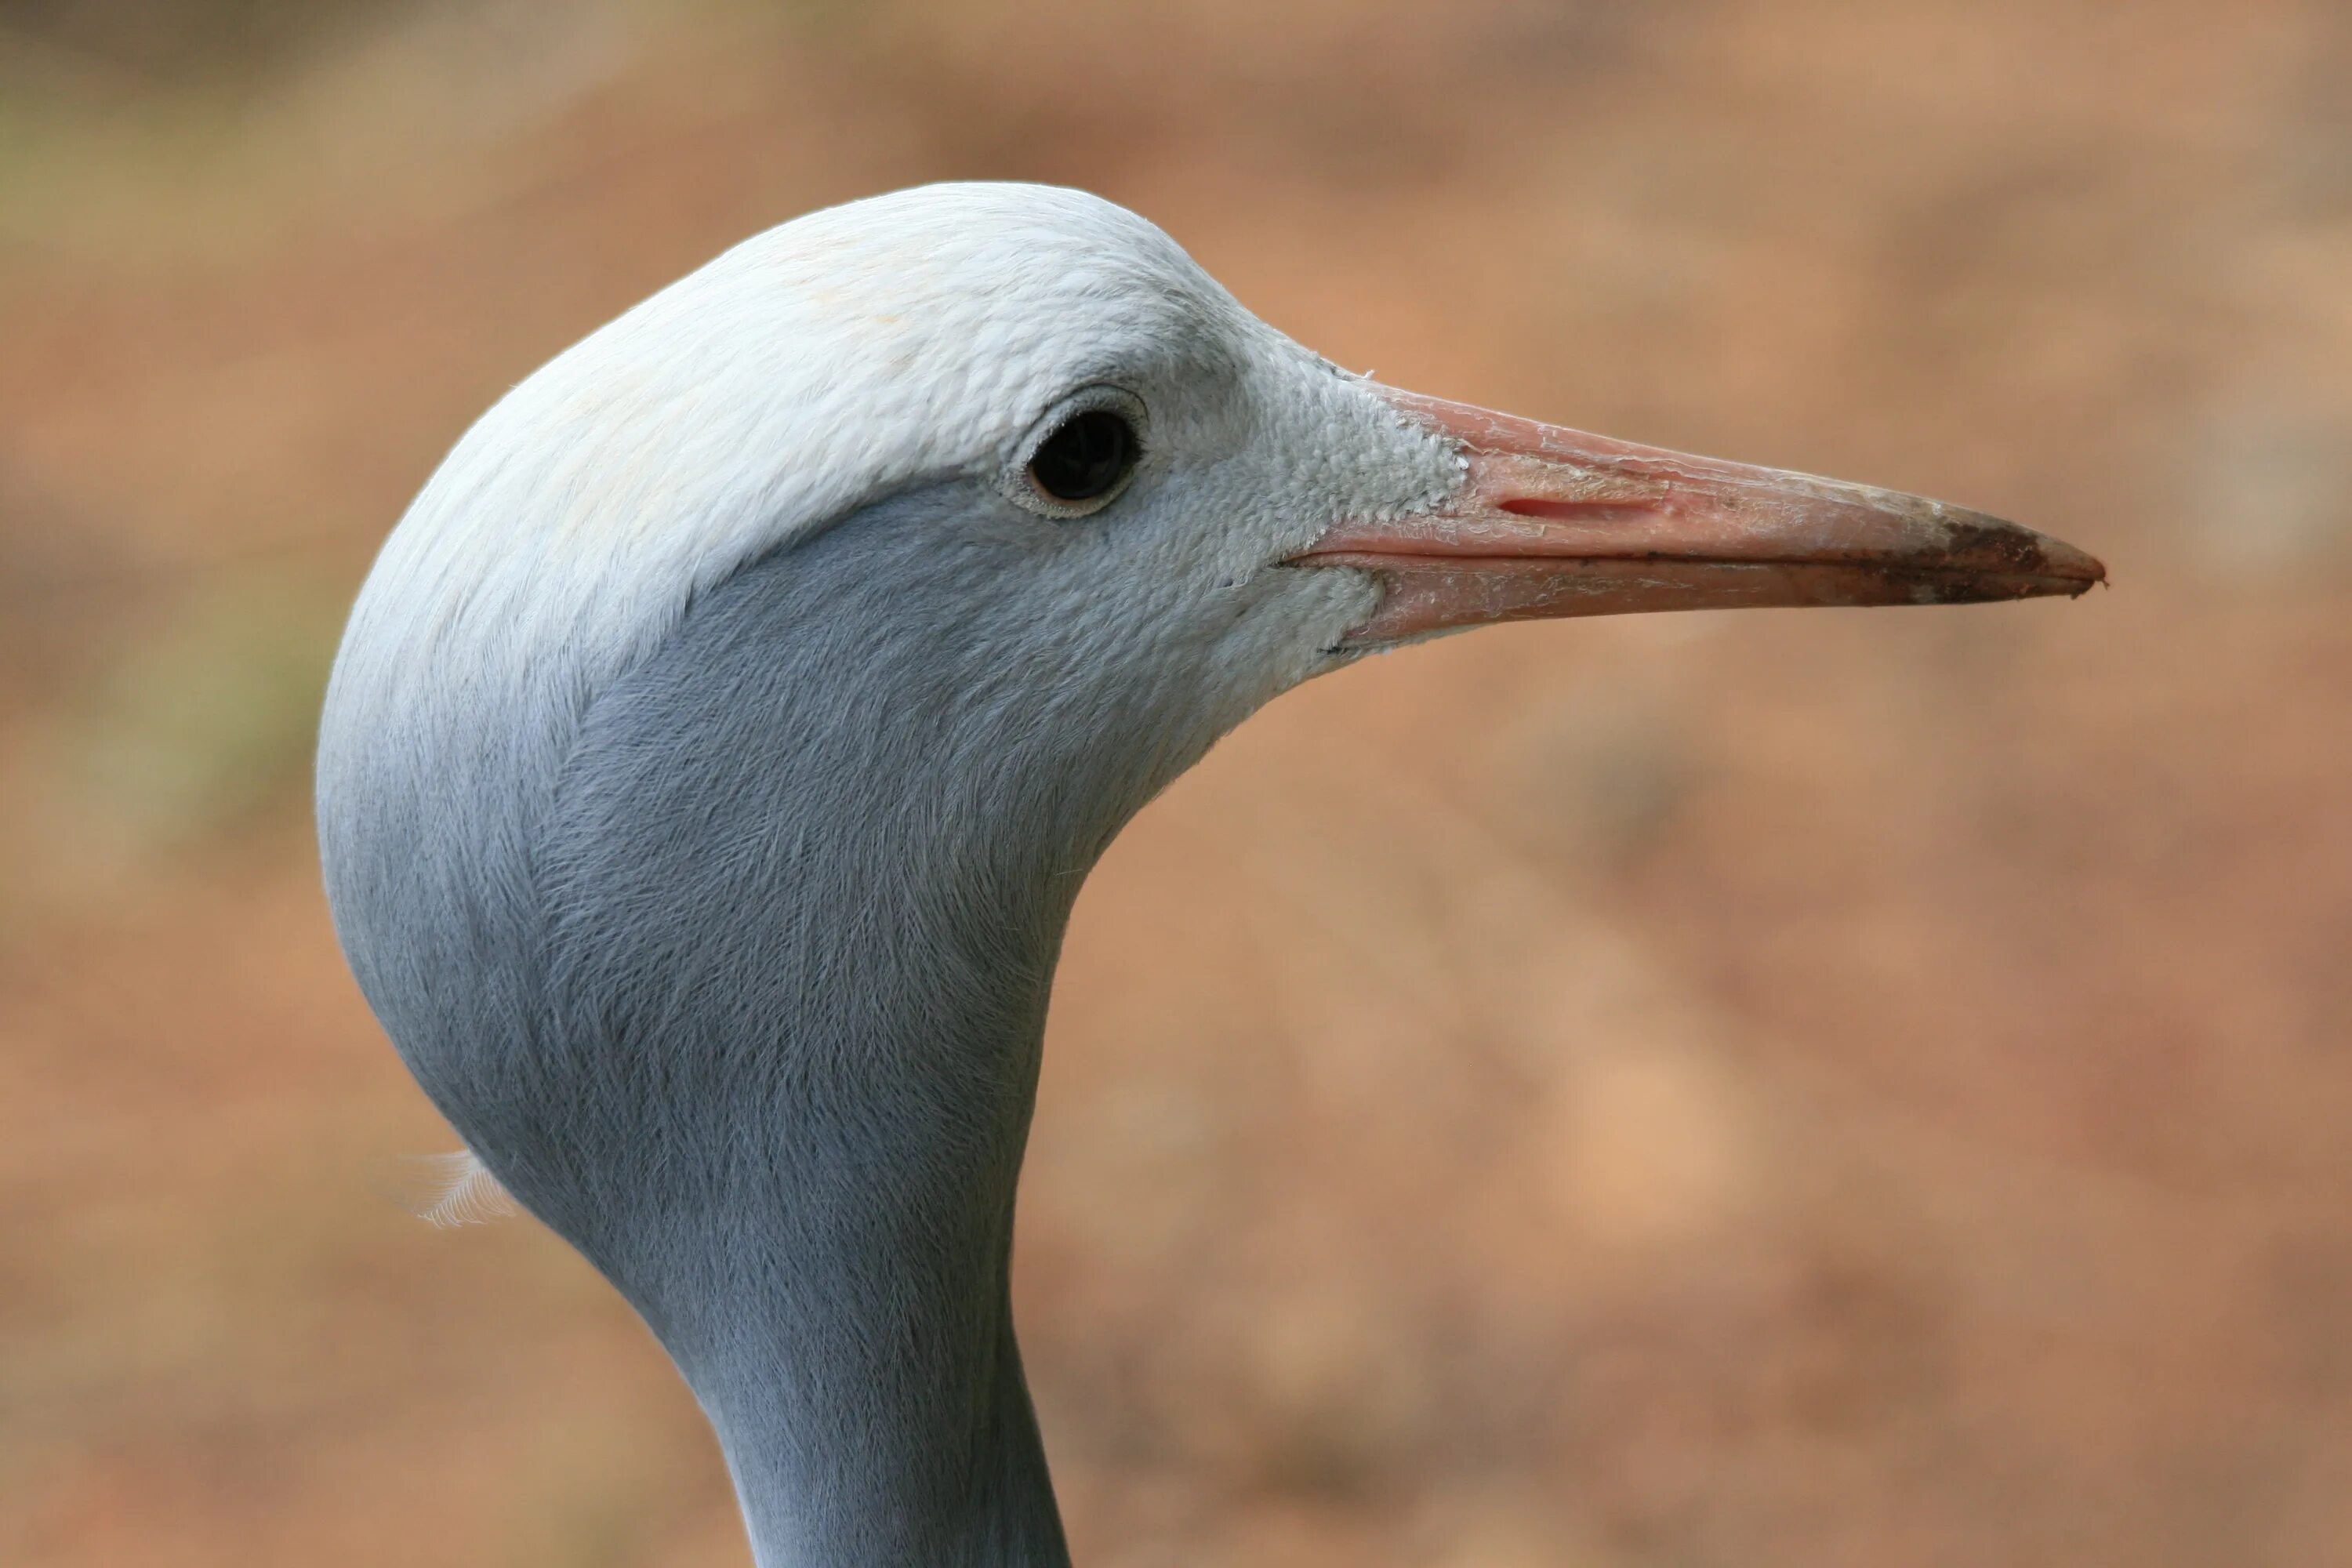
[
  {"xmin": 681, "ymin": 1225, "xmax": 1069, "ymax": 1568},
  {"xmin": 545, "ymin": 942, "xmax": 1075, "ymax": 1568},
  {"xmin": 535, "ymin": 900, "xmax": 1076, "ymax": 1568}
]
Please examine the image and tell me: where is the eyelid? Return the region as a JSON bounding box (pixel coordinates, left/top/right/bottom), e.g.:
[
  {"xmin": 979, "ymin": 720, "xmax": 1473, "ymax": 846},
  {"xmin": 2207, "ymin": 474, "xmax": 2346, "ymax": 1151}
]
[{"xmin": 1000, "ymin": 384, "xmax": 1150, "ymax": 519}]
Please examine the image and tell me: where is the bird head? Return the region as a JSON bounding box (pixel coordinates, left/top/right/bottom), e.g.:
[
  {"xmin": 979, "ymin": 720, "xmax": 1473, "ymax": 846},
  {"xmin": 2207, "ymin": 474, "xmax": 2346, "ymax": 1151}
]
[
  {"xmin": 329, "ymin": 181, "xmax": 2099, "ymax": 880},
  {"xmin": 321, "ymin": 179, "xmax": 2103, "ymax": 1270}
]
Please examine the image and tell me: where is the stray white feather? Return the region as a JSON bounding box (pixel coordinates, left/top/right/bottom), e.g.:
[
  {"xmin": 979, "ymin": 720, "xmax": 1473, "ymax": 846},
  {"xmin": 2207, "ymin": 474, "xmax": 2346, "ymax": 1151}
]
[{"xmin": 415, "ymin": 1149, "xmax": 517, "ymax": 1227}]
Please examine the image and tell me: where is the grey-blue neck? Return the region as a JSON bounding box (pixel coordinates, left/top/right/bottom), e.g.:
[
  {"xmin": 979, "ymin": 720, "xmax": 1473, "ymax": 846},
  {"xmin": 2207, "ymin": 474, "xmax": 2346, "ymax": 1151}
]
[
  {"xmin": 530, "ymin": 527, "xmax": 1081, "ymax": 1566},
  {"xmin": 321, "ymin": 491, "xmax": 1251, "ymax": 1566}
]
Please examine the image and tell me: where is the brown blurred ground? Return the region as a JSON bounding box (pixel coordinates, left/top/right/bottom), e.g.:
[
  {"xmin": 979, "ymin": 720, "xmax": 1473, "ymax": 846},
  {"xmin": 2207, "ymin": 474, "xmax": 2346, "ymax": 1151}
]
[{"xmin": 2, "ymin": 1, "xmax": 2350, "ymax": 1563}]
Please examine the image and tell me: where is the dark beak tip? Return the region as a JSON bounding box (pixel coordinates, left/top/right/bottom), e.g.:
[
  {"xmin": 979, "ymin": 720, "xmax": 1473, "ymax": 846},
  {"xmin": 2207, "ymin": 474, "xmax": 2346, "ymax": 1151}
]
[
  {"xmin": 1935, "ymin": 514, "xmax": 2106, "ymax": 599},
  {"xmin": 2047, "ymin": 543, "xmax": 2109, "ymax": 597},
  {"xmin": 2022, "ymin": 559, "xmax": 2107, "ymax": 603}
]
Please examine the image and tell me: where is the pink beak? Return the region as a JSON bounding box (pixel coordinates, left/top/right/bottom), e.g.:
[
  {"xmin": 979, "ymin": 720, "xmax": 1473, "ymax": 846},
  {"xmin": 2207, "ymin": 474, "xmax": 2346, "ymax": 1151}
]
[{"xmin": 1294, "ymin": 387, "xmax": 2106, "ymax": 644}]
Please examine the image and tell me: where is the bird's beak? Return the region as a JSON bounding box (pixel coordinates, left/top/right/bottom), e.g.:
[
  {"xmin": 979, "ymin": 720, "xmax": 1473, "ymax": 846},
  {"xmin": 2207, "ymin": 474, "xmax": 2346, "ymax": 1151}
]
[{"xmin": 1292, "ymin": 387, "xmax": 2105, "ymax": 644}]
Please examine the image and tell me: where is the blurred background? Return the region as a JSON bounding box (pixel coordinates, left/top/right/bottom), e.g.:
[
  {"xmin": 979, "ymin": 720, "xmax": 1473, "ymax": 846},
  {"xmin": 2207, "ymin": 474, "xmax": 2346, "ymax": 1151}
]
[{"xmin": 3, "ymin": 1, "xmax": 2350, "ymax": 1563}]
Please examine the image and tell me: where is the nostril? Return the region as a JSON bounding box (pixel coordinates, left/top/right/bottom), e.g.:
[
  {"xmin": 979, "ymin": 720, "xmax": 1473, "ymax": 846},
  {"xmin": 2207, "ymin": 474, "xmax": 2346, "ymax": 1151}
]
[{"xmin": 1496, "ymin": 496, "xmax": 1661, "ymax": 526}]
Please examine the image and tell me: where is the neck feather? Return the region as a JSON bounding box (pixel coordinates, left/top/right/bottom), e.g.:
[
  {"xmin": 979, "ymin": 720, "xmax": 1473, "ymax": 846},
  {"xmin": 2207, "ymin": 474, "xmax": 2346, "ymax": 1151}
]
[
  {"xmin": 324, "ymin": 495, "xmax": 1249, "ymax": 1566},
  {"xmin": 564, "ymin": 916, "xmax": 1073, "ymax": 1568},
  {"xmin": 479, "ymin": 523, "xmax": 1122, "ymax": 1566},
  {"xmin": 700, "ymin": 1262, "xmax": 1065, "ymax": 1566}
]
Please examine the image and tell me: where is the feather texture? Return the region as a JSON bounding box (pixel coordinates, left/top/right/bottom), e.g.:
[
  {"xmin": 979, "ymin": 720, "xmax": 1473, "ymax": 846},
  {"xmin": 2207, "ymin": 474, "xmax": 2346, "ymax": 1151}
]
[{"xmin": 413, "ymin": 1149, "xmax": 517, "ymax": 1227}]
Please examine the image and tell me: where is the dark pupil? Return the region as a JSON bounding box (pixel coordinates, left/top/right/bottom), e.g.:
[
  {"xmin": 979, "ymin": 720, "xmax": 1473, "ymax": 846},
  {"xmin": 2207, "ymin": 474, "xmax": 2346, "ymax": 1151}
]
[{"xmin": 1029, "ymin": 409, "xmax": 1135, "ymax": 503}]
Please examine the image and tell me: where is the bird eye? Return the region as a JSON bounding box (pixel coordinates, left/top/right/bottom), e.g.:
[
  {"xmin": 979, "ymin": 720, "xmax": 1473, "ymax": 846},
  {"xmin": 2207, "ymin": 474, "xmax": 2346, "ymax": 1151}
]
[{"xmin": 1026, "ymin": 409, "xmax": 1138, "ymax": 506}]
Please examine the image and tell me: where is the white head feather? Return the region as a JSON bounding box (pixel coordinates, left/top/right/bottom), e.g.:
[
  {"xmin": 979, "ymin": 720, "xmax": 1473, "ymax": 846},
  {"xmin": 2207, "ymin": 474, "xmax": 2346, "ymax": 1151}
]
[{"xmin": 332, "ymin": 183, "xmax": 1455, "ymax": 778}]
